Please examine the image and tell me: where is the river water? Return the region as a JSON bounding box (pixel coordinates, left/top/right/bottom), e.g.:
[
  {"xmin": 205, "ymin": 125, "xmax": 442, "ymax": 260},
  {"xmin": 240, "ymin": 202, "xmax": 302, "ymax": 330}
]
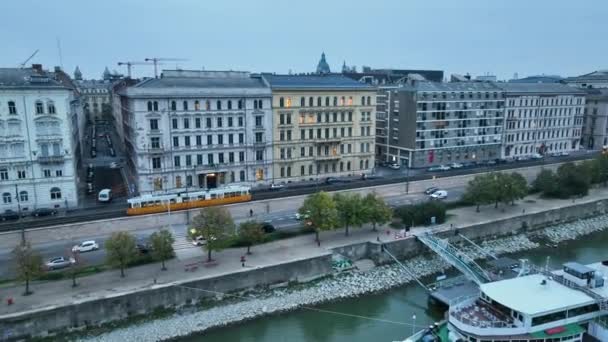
[{"xmin": 179, "ymin": 230, "xmax": 608, "ymax": 342}]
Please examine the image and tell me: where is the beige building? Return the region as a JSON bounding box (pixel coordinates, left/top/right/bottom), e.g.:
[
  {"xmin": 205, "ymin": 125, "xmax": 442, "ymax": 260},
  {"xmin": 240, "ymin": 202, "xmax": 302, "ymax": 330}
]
[{"xmin": 262, "ymin": 74, "xmax": 376, "ymax": 183}]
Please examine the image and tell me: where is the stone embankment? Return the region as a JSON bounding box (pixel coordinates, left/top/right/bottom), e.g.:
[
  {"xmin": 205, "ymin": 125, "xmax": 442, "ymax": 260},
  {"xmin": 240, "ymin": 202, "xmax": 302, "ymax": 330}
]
[{"xmin": 80, "ymin": 213, "xmax": 608, "ymax": 342}]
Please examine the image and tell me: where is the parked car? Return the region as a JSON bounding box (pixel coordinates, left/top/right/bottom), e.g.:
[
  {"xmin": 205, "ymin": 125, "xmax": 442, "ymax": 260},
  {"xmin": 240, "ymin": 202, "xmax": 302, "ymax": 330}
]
[
  {"xmin": 98, "ymin": 189, "xmax": 112, "ymax": 202},
  {"xmin": 485, "ymin": 160, "xmax": 497, "ymax": 166},
  {"xmin": 72, "ymin": 240, "xmax": 99, "ymax": 253},
  {"xmin": 261, "ymin": 222, "xmax": 276, "ymax": 234},
  {"xmin": 45, "ymin": 256, "xmax": 75, "ymax": 270},
  {"xmin": 424, "ymin": 187, "xmax": 439, "ymax": 195},
  {"xmin": 269, "ymin": 183, "xmax": 285, "ymax": 191},
  {"xmin": 109, "ymin": 162, "xmax": 119, "ymax": 169},
  {"xmin": 428, "ymin": 165, "xmax": 451, "ymax": 172},
  {"xmin": 449, "ymin": 162, "xmax": 464, "ymax": 169},
  {"xmin": 31, "ymin": 208, "xmax": 57, "ymax": 217},
  {"xmin": 0, "ymin": 210, "xmax": 20, "ymax": 221},
  {"xmin": 136, "ymin": 238, "xmax": 151, "ymax": 254},
  {"xmin": 192, "ymin": 236, "xmax": 206, "ymax": 246},
  {"xmin": 516, "ymin": 156, "xmax": 530, "ymax": 162},
  {"xmin": 388, "ymin": 163, "xmax": 400, "ymax": 170},
  {"xmin": 430, "ymin": 190, "xmax": 448, "ymax": 200},
  {"xmin": 560, "ymin": 151, "xmax": 570, "ymax": 157},
  {"xmin": 531, "ymin": 153, "xmax": 543, "ymax": 160},
  {"xmin": 295, "ymin": 211, "xmax": 311, "ymax": 221}
]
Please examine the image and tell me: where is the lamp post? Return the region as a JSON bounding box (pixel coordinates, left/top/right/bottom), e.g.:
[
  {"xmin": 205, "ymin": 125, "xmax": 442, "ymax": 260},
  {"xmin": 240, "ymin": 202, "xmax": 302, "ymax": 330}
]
[{"xmin": 412, "ymin": 314, "xmax": 416, "ymax": 336}]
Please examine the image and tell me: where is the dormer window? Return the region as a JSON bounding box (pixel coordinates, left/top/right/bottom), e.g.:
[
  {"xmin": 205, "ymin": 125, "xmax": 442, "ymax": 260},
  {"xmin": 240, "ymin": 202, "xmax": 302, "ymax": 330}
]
[{"xmin": 35, "ymin": 101, "xmax": 44, "ymax": 114}]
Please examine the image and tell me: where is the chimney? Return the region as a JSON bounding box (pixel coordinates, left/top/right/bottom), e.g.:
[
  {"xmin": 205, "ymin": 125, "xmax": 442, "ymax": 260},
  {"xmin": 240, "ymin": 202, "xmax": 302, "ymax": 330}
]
[{"xmin": 32, "ymin": 64, "xmax": 43, "ymax": 73}]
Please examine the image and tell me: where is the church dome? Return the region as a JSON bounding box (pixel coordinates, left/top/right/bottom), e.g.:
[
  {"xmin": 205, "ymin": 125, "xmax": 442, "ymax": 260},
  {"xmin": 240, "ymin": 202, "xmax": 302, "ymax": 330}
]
[{"xmin": 316, "ymin": 52, "xmax": 331, "ymax": 74}]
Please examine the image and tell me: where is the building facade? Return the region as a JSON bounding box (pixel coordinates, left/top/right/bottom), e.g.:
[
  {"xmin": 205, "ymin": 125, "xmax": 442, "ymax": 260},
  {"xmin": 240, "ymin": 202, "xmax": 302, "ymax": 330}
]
[
  {"xmin": 501, "ymin": 83, "xmax": 585, "ymax": 158},
  {"xmin": 376, "ymin": 80, "xmax": 505, "ymax": 168},
  {"xmin": 116, "ymin": 70, "xmax": 273, "ymax": 194},
  {"xmin": 0, "ymin": 65, "xmax": 80, "ymax": 213},
  {"xmin": 565, "ymin": 70, "xmax": 608, "ymax": 89},
  {"xmin": 581, "ymin": 88, "xmax": 608, "ymax": 150},
  {"xmin": 263, "ymin": 74, "xmax": 376, "ymax": 183},
  {"xmin": 77, "ymin": 80, "xmax": 112, "ymax": 122}
]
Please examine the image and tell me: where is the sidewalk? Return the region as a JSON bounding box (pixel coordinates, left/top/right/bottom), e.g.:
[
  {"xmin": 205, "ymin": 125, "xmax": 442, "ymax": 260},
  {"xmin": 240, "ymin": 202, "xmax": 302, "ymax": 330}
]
[{"xmin": 1, "ymin": 186, "xmax": 607, "ymax": 316}]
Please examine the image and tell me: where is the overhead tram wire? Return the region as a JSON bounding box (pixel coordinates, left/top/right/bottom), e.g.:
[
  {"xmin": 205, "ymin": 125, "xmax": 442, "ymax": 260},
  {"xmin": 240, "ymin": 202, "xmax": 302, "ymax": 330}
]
[{"xmin": 174, "ymin": 284, "xmax": 430, "ymax": 328}]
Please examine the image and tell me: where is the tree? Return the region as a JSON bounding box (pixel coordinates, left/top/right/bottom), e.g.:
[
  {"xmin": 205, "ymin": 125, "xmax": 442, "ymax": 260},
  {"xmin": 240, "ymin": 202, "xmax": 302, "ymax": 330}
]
[
  {"xmin": 190, "ymin": 207, "xmax": 234, "ymax": 261},
  {"xmin": 362, "ymin": 193, "xmax": 393, "ymax": 231},
  {"xmin": 105, "ymin": 231, "xmax": 137, "ymax": 277},
  {"xmin": 463, "ymin": 174, "xmax": 494, "ymax": 212},
  {"xmin": 556, "ymin": 162, "xmax": 590, "ymax": 198},
  {"xmin": 532, "ymin": 169, "xmax": 558, "ymax": 196},
  {"xmin": 69, "ymin": 250, "xmax": 84, "ymax": 288},
  {"xmin": 396, "ymin": 201, "xmax": 446, "ymax": 227},
  {"xmin": 334, "ymin": 193, "xmax": 366, "ymax": 236},
  {"xmin": 12, "ymin": 242, "xmax": 43, "ymax": 295},
  {"xmin": 238, "ymin": 221, "xmax": 265, "ymax": 254},
  {"xmin": 498, "ymin": 172, "xmax": 528, "ymax": 206},
  {"xmin": 594, "ymin": 155, "xmax": 608, "ymax": 186},
  {"xmin": 150, "ymin": 229, "xmax": 175, "ymax": 271},
  {"xmin": 299, "ymin": 191, "xmax": 339, "ymax": 243}
]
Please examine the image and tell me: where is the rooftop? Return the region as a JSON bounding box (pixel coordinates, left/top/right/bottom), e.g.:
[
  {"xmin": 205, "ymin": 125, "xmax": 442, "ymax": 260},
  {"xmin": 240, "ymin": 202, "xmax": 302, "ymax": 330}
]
[
  {"xmin": 262, "ymin": 74, "xmax": 375, "ymax": 90},
  {"xmin": 566, "ymin": 70, "xmax": 608, "ymax": 82},
  {"xmin": 498, "ymin": 82, "xmax": 585, "ymax": 95},
  {"xmin": 479, "ymin": 274, "xmax": 594, "ymax": 316},
  {"xmin": 0, "ymin": 67, "xmax": 67, "ymax": 89},
  {"xmin": 399, "ymin": 80, "xmax": 504, "ymax": 92},
  {"xmin": 134, "ymin": 70, "xmax": 267, "ymax": 89}
]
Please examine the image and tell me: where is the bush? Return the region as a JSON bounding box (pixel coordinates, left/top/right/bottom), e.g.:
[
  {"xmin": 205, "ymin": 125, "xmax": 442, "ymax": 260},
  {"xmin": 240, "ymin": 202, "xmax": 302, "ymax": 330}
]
[
  {"xmin": 395, "ymin": 201, "xmax": 446, "ymax": 227},
  {"xmin": 225, "ymin": 226, "xmax": 315, "ymax": 248},
  {"xmin": 533, "ymin": 163, "xmax": 591, "ymax": 199}
]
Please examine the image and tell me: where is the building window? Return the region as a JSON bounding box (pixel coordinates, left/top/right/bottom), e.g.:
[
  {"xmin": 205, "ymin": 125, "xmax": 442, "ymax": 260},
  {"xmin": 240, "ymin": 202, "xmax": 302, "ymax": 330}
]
[
  {"xmin": 56, "ymin": 170, "xmax": 62, "ymax": 177},
  {"xmin": 173, "ymin": 136, "xmax": 179, "ymax": 147},
  {"xmin": 183, "ymin": 101, "xmax": 188, "ymax": 111},
  {"xmin": 152, "ymin": 157, "xmax": 161, "ymax": 169},
  {"xmin": 309, "ymin": 97, "xmax": 314, "ymax": 107},
  {"xmin": 279, "ymin": 97, "xmax": 285, "ymax": 108},
  {"xmin": 43, "ymin": 169, "xmax": 51, "ymax": 178},
  {"xmin": 47, "ymin": 101, "xmax": 56, "ymax": 114},
  {"xmin": 184, "ymin": 118, "xmax": 190, "ymax": 129},
  {"xmin": 8, "ymin": 101, "xmax": 16, "ymax": 114},
  {"xmin": 174, "ymin": 156, "xmax": 181, "ymax": 167},
  {"xmin": 326, "ymin": 97, "xmax": 330, "ymax": 106},
  {"xmin": 218, "ymin": 134, "xmax": 223, "ymax": 145},
  {"xmin": 194, "ymin": 100, "xmax": 200, "ymax": 110},
  {"xmin": 150, "ymin": 119, "xmax": 159, "ymax": 131},
  {"xmin": 153, "ymin": 101, "xmax": 158, "ymax": 111},
  {"xmin": 186, "ymin": 175, "xmax": 193, "ymax": 187},
  {"xmin": 361, "ymin": 96, "xmax": 365, "ymax": 106},
  {"xmin": 258, "ymin": 100, "xmax": 263, "ymax": 109},
  {"xmin": 175, "ymin": 176, "xmax": 182, "ymax": 188},
  {"xmin": 171, "ymin": 101, "xmax": 177, "ymax": 111},
  {"xmin": 172, "ymin": 118, "xmax": 178, "ymax": 129},
  {"xmin": 35, "ymin": 101, "xmax": 44, "ymax": 114},
  {"xmin": 2, "ymin": 192, "xmax": 11, "ymax": 204},
  {"xmin": 367, "ymin": 96, "xmax": 371, "ymax": 105},
  {"xmin": 238, "ymin": 99, "xmax": 243, "ymax": 109},
  {"xmin": 50, "ymin": 187, "xmax": 61, "ymax": 200},
  {"xmin": 206, "ymin": 118, "xmax": 212, "ymax": 128},
  {"xmin": 216, "ymin": 100, "xmax": 222, "ymax": 110},
  {"xmin": 217, "ymin": 117, "xmax": 223, "ymax": 127},
  {"xmin": 239, "ymin": 151, "xmax": 245, "ymax": 162},
  {"xmin": 184, "ymin": 136, "xmax": 191, "ymax": 146},
  {"xmin": 17, "ymin": 170, "xmax": 26, "ymax": 179},
  {"xmin": 195, "ymin": 117, "xmax": 201, "ymax": 128},
  {"xmin": 208, "ymin": 153, "xmax": 214, "ymax": 165},
  {"xmin": 300, "ymin": 97, "xmax": 305, "ymax": 107},
  {"xmin": 317, "ymin": 97, "xmax": 322, "ymax": 106},
  {"xmin": 239, "ymin": 133, "xmax": 244, "ymax": 144},
  {"xmin": 19, "ymin": 191, "xmax": 28, "ymax": 202},
  {"xmin": 151, "ymin": 137, "xmax": 161, "ymax": 149},
  {"xmin": 348, "ymin": 96, "xmax": 353, "ymax": 105},
  {"xmin": 205, "ymin": 100, "xmax": 210, "ymax": 110},
  {"xmin": 228, "ymin": 117, "xmax": 233, "ymax": 127},
  {"xmin": 256, "ymin": 150, "xmax": 264, "ymax": 161},
  {"xmin": 227, "ymin": 100, "xmax": 232, "ymax": 110},
  {"xmin": 239, "ymin": 170, "xmax": 245, "ymax": 181}
]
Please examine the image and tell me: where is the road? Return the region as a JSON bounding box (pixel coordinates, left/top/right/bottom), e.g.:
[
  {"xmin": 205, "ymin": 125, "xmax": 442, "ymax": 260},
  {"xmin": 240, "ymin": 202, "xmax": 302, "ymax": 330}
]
[{"xmin": 0, "ymin": 184, "xmax": 466, "ymax": 279}]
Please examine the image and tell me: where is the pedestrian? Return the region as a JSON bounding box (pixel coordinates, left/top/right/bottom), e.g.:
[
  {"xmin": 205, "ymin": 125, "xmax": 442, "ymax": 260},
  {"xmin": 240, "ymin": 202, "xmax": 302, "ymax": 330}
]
[
  {"xmin": 240, "ymin": 255, "xmax": 246, "ymax": 267},
  {"xmin": 249, "ymin": 209, "xmax": 253, "ymax": 217}
]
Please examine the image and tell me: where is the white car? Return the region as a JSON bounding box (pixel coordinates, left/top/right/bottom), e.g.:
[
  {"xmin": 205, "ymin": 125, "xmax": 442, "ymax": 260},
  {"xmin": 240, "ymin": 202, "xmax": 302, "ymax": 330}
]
[
  {"xmin": 109, "ymin": 162, "xmax": 119, "ymax": 169},
  {"xmin": 450, "ymin": 162, "xmax": 463, "ymax": 169},
  {"xmin": 72, "ymin": 240, "xmax": 99, "ymax": 253},
  {"xmin": 45, "ymin": 256, "xmax": 75, "ymax": 270},
  {"xmin": 192, "ymin": 236, "xmax": 206, "ymax": 246},
  {"xmin": 270, "ymin": 183, "xmax": 285, "ymax": 190},
  {"xmin": 295, "ymin": 211, "xmax": 310, "ymax": 220},
  {"xmin": 388, "ymin": 163, "xmax": 400, "ymax": 170},
  {"xmin": 531, "ymin": 153, "xmax": 544, "ymax": 160},
  {"xmin": 430, "ymin": 190, "xmax": 448, "ymax": 200}
]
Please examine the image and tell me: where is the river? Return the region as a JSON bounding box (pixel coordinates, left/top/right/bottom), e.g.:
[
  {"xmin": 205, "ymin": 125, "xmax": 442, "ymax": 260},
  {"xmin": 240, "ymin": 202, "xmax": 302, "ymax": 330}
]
[{"xmin": 177, "ymin": 229, "xmax": 608, "ymax": 342}]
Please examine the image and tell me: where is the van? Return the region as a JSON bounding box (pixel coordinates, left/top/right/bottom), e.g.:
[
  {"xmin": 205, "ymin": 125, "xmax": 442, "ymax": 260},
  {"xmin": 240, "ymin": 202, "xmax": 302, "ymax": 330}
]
[{"xmin": 98, "ymin": 189, "xmax": 112, "ymax": 202}]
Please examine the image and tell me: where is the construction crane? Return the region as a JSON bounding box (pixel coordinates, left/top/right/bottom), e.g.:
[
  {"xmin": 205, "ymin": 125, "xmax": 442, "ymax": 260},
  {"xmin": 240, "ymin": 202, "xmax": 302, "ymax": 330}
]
[
  {"xmin": 19, "ymin": 50, "xmax": 39, "ymax": 68},
  {"xmin": 117, "ymin": 61, "xmax": 154, "ymax": 78},
  {"xmin": 144, "ymin": 58, "xmax": 188, "ymax": 78}
]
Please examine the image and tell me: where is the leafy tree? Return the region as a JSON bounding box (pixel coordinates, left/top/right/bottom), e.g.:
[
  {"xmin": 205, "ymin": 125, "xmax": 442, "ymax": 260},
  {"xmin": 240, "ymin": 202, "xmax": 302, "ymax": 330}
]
[
  {"xmin": 105, "ymin": 231, "xmax": 137, "ymax": 277},
  {"xmin": 150, "ymin": 229, "xmax": 175, "ymax": 271},
  {"xmin": 556, "ymin": 162, "xmax": 590, "ymax": 198},
  {"xmin": 498, "ymin": 172, "xmax": 528, "ymax": 206},
  {"xmin": 362, "ymin": 193, "xmax": 393, "ymax": 231},
  {"xmin": 463, "ymin": 174, "xmax": 494, "ymax": 212},
  {"xmin": 69, "ymin": 250, "xmax": 84, "ymax": 288},
  {"xmin": 190, "ymin": 207, "xmax": 234, "ymax": 261},
  {"xmin": 299, "ymin": 191, "xmax": 339, "ymax": 243},
  {"xmin": 396, "ymin": 201, "xmax": 446, "ymax": 227},
  {"xmin": 12, "ymin": 242, "xmax": 43, "ymax": 295},
  {"xmin": 532, "ymin": 169, "xmax": 558, "ymax": 196},
  {"xmin": 334, "ymin": 193, "xmax": 366, "ymax": 236},
  {"xmin": 238, "ymin": 221, "xmax": 265, "ymax": 254},
  {"xmin": 595, "ymin": 155, "xmax": 608, "ymax": 186}
]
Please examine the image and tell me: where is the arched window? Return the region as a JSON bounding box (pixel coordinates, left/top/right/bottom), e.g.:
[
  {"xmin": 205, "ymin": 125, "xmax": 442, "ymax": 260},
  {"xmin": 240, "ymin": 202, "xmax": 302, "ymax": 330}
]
[
  {"xmin": 47, "ymin": 101, "xmax": 56, "ymax": 114},
  {"xmin": 309, "ymin": 97, "xmax": 314, "ymax": 107},
  {"xmin": 183, "ymin": 101, "xmax": 188, "ymax": 111},
  {"xmin": 216, "ymin": 100, "xmax": 222, "ymax": 110},
  {"xmin": 147, "ymin": 101, "xmax": 153, "ymax": 111},
  {"xmin": 348, "ymin": 96, "xmax": 353, "ymax": 106},
  {"xmin": 317, "ymin": 97, "xmax": 322, "ymax": 107},
  {"xmin": 325, "ymin": 97, "xmax": 330, "ymax": 106},
  {"xmin": 205, "ymin": 100, "xmax": 210, "ymax": 110},
  {"xmin": 340, "ymin": 96, "xmax": 345, "ymax": 106},
  {"xmin": 227, "ymin": 100, "xmax": 232, "ymax": 110},
  {"xmin": 333, "ymin": 97, "xmax": 338, "ymax": 106},
  {"xmin": 19, "ymin": 191, "xmax": 28, "ymax": 202},
  {"xmin": 153, "ymin": 101, "xmax": 159, "ymax": 111},
  {"xmin": 300, "ymin": 97, "xmax": 305, "ymax": 107},
  {"xmin": 8, "ymin": 101, "xmax": 16, "ymax": 114},
  {"xmin": 194, "ymin": 100, "xmax": 200, "ymax": 110},
  {"xmin": 171, "ymin": 101, "xmax": 177, "ymax": 111},
  {"xmin": 50, "ymin": 187, "xmax": 61, "ymax": 200},
  {"xmin": 35, "ymin": 101, "xmax": 44, "ymax": 114},
  {"xmin": 361, "ymin": 96, "xmax": 365, "ymax": 106},
  {"xmin": 347, "ymin": 161, "xmax": 351, "ymax": 171},
  {"xmin": 258, "ymin": 100, "xmax": 263, "ymax": 109},
  {"xmin": 365, "ymin": 159, "xmax": 369, "ymax": 169},
  {"xmin": 238, "ymin": 99, "xmax": 243, "ymax": 109},
  {"xmin": 286, "ymin": 97, "xmax": 292, "ymax": 107},
  {"xmin": 360, "ymin": 160, "xmax": 364, "ymax": 169},
  {"xmin": 2, "ymin": 192, "xmax": 11, "ymax": 204},
  {"xmin": 279, "ymin": 97, "xmax": 284, "ymax": 108},
  {"xmin": 367, "ymin": 96, "xmax": 371, "ymax": 105}
]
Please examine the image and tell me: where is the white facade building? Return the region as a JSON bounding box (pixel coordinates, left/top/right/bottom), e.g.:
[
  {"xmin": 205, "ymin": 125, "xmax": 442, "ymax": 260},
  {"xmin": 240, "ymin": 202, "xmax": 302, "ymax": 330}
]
[
  {"xmin": 501, "ymin": 83, "xmax": 585, "ymax": 158},
  {"xmin": 0, "ymin": 66, "xmax": 80, "ymax": 214},
  {"xmin": 116, "ymin": 70, "xmax": 273, "ymax": 194}
]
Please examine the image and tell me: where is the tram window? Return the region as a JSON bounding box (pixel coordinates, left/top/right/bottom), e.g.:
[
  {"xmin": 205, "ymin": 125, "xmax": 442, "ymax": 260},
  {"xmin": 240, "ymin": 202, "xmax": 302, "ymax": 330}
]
[
  {"xmin": 170, "ymin": 199, "xmax": 176, "ymax": 204},
  {"xmin": 182, "ymin": 197, "xmax": 190, "ymax": 202},
  {"xmin": 211, "ymin": 194, "xmax": 217, "ymax": 199},
  {"xmin": 198, "ymin": 195, "xmax": 205, "ymax": 200}
]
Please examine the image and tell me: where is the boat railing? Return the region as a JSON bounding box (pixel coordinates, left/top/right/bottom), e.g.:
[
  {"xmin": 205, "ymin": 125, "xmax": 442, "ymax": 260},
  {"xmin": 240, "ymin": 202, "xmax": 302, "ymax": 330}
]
[{"xmin": 449, "ymin": 296, "xmax": 516, "ymax": 329}]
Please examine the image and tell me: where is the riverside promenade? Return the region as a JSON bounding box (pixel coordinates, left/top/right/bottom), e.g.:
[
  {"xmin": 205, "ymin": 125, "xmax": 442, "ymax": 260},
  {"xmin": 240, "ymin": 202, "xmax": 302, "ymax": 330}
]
[{"xmin": 1, "ymin": 187, "xmax": 608, "ymax": 318}]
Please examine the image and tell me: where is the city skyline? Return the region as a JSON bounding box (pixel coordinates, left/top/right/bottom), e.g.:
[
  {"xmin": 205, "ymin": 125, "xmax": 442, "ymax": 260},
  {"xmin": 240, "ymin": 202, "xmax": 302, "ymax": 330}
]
[{"xmin": 1, "ymin": 0, "xmax": 607, "ymax": 80}]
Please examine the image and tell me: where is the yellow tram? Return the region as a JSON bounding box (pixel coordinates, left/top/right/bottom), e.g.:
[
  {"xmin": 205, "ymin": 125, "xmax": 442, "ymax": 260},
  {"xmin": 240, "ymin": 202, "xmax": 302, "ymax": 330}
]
[{"xmin": 126, "ymin": 185, "xmax": 251, "ymax": 216}]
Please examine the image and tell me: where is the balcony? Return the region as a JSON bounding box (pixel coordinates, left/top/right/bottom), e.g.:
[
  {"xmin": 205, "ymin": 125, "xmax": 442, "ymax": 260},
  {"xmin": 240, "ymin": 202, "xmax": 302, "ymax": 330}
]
[
  {"xmin": 314, "ymin": 154, "xmax": 340, "ymax": 161},
  {"xmin": 314, "ymin": 137, "xmax": 342, "ymax": 144},
  {"xmin": 38, "ymin": 155, "xmax": 64, "ymax": 164},
  {"xmin": 253, "ymin": 141, "xmax": 266, "ymax": 147}
]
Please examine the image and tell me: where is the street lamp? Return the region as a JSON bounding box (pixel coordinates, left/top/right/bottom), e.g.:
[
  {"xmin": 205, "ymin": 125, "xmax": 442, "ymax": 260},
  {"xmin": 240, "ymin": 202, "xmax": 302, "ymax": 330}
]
[{"xmin": 412, "ymin": 314, "xmax": 416, "ymax": 336}]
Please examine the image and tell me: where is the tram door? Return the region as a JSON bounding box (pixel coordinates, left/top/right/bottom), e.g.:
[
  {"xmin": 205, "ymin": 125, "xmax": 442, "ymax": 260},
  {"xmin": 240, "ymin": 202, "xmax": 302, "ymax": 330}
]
[{"xmin": 207, "ymin": 174, "xmax": 217, "ymax": 189}]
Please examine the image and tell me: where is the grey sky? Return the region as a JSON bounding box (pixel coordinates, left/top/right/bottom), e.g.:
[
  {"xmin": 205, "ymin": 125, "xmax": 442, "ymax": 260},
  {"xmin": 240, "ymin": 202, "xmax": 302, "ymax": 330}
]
[{"xmin": 1, "ymin": 0, "xmax": 606, "ymax": 80}]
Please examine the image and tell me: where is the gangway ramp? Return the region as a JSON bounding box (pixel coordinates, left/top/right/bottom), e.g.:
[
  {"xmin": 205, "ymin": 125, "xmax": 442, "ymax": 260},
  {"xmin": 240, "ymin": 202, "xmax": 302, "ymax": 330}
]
[{"xmin": 416, "ymin": 232, "xmax": 492, "ymax": 285}]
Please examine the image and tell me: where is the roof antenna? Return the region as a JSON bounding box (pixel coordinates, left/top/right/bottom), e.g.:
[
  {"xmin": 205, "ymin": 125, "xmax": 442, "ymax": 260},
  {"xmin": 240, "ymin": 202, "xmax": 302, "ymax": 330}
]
[
  {"xmin": 56, "ymin": 37, "xmax": 64, "ymax": 69},
  {"xmin": 19, "ymin": 49, "xmax": 39, "ymax": 68}
]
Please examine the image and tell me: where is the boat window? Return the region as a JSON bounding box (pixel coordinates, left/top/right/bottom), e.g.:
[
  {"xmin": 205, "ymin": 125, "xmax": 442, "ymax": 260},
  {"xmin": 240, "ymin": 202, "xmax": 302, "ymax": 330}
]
[{"xmin": 531, "ymin": 310, "xmax": 567, "ymax": 326}]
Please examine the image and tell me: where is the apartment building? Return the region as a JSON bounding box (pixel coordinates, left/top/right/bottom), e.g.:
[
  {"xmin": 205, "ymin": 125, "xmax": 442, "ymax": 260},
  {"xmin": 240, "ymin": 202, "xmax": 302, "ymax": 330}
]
[
  {"xmin": 581, "ymin": 88, "xmax": 608, "ymax": 150},
  {"xmin": 0, "ymin": 65, "xmax": 80, "ymax": 213},
  {"xmin": 501, "ymin": 83, "xmax": 585, "ymax": 158},
  {"xmin": 262, "ymin": 74, "xmax": 376, "ymax": 182},
  {"xmin": 376, "ymin": 80, "xmax": 505, "ymax": 168},
  {"xmin": 565, "ymin": 70, "xmax": 608, "ymax": 89},
  {"xmin": 115, "ymin": 70, "xmax": 273, "ymax": 194}
]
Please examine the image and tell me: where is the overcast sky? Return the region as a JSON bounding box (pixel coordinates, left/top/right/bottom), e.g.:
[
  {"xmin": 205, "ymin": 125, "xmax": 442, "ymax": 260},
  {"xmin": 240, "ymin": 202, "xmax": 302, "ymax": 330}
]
[{"xmin": 1, "ymin": 0, "xmax": 606, "ymax": 80}]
